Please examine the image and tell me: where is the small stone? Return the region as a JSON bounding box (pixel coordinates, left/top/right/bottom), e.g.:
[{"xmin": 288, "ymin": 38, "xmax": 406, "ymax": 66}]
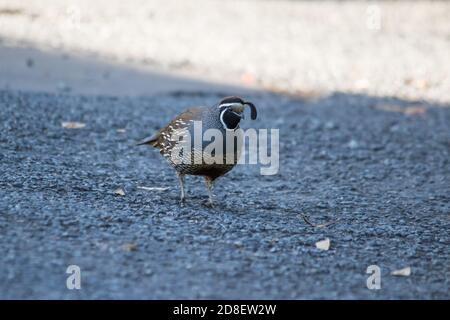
[
  {"xmin": 114, "ymin": 188, "xmax": 125, "ymax": 196},
  {"xmin": 391, "ymin": 267, "xmax": 411, "ymax": 276},
  {"xmin": 316, "ymin": 238, "xmax": 330, "ymax": 250},
  {"xmin": 121, "ymin": 243, "xmax": 138, "ymax": 252}
]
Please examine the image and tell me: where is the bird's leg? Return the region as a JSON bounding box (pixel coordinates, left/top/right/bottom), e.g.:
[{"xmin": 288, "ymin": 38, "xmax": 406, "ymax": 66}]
[
  {"xmin": 176, "ymin": 172, "xmax": 186, "ymax": 206},
  {"xmin": 204, "ymin": 177, "xmax": 214, "ymax": 207}
]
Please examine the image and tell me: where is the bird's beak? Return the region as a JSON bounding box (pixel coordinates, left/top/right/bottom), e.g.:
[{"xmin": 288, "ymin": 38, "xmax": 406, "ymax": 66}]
[
  {"xmin": 230, "ymin": 102, "xmax": 257, "ymax": 120},
  {"xmin": 230, "ymin": 104, "xmax": 246, "ymax": 119}
]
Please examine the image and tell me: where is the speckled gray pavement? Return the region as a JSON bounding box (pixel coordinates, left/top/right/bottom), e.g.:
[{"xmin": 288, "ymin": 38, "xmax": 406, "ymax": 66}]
[{"xmin": 1, "ymin": 89, "xmax": 449, "ymax": 299}]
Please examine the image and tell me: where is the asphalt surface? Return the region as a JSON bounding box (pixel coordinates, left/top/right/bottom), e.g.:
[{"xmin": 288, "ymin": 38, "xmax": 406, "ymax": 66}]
[{"xmin": 1, "ymin": 89, "xmax": 449, "ymax": 299}]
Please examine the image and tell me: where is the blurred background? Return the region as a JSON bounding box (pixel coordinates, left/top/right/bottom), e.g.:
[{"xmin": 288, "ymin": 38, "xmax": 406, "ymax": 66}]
[{"xmin": 1, "ymin": 0, "xmax": 449, "ymax": 101}]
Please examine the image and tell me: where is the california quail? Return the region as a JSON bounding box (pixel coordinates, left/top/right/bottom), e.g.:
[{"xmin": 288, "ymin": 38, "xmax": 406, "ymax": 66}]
[{"xmin": 138, "ymin": 96, "xmax": 257, "ymax": 206}]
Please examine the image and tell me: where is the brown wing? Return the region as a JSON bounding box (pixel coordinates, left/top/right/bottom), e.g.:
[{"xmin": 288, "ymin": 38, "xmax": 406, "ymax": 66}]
[{"xmin": 137, "ymin": 107, "xmax": 204, "ymax": 148}]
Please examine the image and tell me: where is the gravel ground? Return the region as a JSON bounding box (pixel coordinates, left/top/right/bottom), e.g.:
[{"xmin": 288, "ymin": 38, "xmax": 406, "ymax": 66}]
[
  {"xmin": 1, "ymin": 89, "xmax": 449, "ymax": 299},
  {"xmin": 1, "ymin": 0, "xmax": 450, "ymax": 102}
]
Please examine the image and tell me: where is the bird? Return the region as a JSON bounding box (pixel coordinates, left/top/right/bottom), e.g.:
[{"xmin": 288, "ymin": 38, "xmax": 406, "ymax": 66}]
[{"xmin": 137, "ymin": 96, "xmax": 257, "ymax": 206}]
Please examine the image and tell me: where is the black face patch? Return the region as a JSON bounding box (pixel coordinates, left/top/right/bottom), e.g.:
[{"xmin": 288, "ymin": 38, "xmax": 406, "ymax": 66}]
[
  {"xmin": 220, "ymin": 109, "xmax": 241, "ymax": 130},
  {"xmin": 219, "ymin": 96, "xmax": 244, "ymax": 105}
]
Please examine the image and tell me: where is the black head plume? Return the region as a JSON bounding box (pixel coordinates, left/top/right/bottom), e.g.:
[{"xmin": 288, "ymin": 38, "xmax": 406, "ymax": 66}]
[
  {"xmin": 219, "ymin": 96, "xmax": 244, "ymax": 105},
  {"xmin": 243, "ymin": 101, "xmax": 257, "ymax": 120}
]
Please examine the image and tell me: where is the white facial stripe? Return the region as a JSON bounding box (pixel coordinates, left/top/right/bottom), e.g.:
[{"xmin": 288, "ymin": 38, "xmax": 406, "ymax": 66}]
[
  {"xmin": 219, "ymin": 108, "xmax": 229, "ymax": 129},
  {"xmin": 219, "ymin": 102, "xmax": 243, "ymax": 108}
]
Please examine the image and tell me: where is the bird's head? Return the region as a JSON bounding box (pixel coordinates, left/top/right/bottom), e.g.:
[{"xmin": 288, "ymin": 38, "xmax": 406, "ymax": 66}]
[{"xmin": 217, "ymin": 96, "xmax": 257, "ymax": 130}]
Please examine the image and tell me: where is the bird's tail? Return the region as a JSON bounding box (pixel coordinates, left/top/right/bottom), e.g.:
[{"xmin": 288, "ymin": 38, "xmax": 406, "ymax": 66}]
[{"xmin": 136, "ymin": 133, "xmax": 159, "ymax": 146}]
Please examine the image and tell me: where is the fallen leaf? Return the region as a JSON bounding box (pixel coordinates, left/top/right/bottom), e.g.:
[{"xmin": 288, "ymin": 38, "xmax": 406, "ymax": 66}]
[
  {"xmin": 403, "ymin": 107, "xmax": 426, "ymax": 115},
  {"xmin": 391, "ymin": 267, "xmax": 411, "ymax": 276},
  {"xmin": 62, "ymin": 121, "xmax": 86, "ymax": 129},
  {"xmin": 137, "ymin": 186, "xmax": 169, "ymax": 191},
  {"xmin": 315, "ymin": 238, "xmax": 330, "ymax": 251},
  {"xmin": 374, "ymin": 104, "xmax": 426, "ymax": 116},
  {"xmin": 114, "ymin": 188, "xmax": 125, "ymax": 196},
  {"xmin": 122, "ymin": 243, "xmax": 137, "ymax": 252},
  {"xmin": 375, "ymin": 105, "xmax": 403, "ymax": 113},
  {"xmin": 404, "ymin": 78, "xmax": 413, "ymax": 85}
]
